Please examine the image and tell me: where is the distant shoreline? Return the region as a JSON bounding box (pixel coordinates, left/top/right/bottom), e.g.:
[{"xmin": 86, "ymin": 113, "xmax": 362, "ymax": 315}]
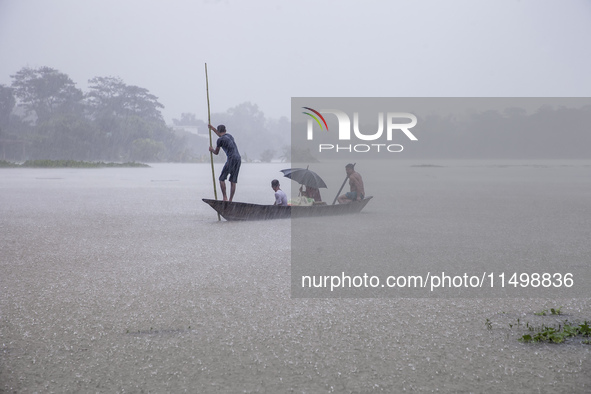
[{"xmin": 0, "ymin": 160, "xmax": 150, "ymax": 168}]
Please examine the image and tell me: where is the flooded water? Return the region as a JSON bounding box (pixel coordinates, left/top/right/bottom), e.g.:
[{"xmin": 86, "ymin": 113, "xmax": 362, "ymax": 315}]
[
  {"xmin": 292, "ymin": 160, "xmax": 591, "ymax": 299},
  {"xmin": 1, "ymin": 162, "xmax": 590, "ymax": 392}
]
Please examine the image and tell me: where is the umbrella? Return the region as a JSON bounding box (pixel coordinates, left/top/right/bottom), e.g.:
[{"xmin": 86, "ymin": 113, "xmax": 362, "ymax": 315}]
[{"xmin": 280, "ymin": 166, "xmax": 327, "ymax": 189}]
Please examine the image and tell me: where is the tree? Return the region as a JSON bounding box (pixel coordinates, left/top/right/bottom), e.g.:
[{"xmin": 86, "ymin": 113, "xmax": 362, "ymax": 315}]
[
  {"xmin": 10, "ymin": 67, "xmax": 83, "ymax": 123},
  {"xmin": 131, "ymin": 138, "xmax": 165, "ymax": 162},
  {"xmin": 260, "ymin": 149, "xmax": 274, "ymax": 162},
  {"xmin": 225, "ymin": 102, "xmax": 267, "ymax": 157},
  {"xmin": 85, "ymin": 76, "xmax": 178, "ymax": 160},
  {"xmin": 265, "ymin": 116, "xmax": 291, "ymax": 150},
  {"xmin": 32, "ymin": 113, "xmax": 99, "ymax": 160},
  {"xmin": 86, "ymin": 76, "xmax": 164, "ymax": 123},
  {"xmin": 279, "ymin": 145, "xmax": 291, "ymax": 162},
  {"xmin": 190, "ymin": 103, "xmax": 290, "ymax": 161},
  {"xmin": 173, "ymin": 113, "xmax": 203, "ymax": 126},
  {"xmin": 0, "ymin": 84, "xmax": 15, "ymax": 128}
]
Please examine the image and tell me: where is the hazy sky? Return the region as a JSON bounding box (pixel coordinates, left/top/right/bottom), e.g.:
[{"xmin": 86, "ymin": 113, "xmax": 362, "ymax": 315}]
[{"xmin": 1, "ymin": 0, "xmax": 590, "ymax": 123}]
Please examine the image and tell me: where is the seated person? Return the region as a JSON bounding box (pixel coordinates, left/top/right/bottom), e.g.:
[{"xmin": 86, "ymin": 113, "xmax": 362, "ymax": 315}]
[
  {"xmin": 271, "ymin": 179, "xmax": 288, "ymax": 206},
  {"xmin": 299, "ymin": 185, "xmax": 322, "ymax": 202},
  {"xmin": 337, "ymin": 163, "xmax": 365, "ymax": 204}
]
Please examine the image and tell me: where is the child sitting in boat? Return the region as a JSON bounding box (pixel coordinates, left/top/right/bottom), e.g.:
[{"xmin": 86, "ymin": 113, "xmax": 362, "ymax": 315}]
[{"xmin": 271, "ymin": 179, "xmax": 288, "ymax": 206}]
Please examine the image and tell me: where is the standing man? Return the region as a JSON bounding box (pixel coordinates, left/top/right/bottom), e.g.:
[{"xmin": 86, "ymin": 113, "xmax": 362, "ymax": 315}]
[
  {"xmin": 337, "ymin": 163, "xmax": 365, "ymax": 204},
  {"xmin": 272, "ymin": 179, "xmax": 288, "ymax": 206},
  {"xmin": 208, "ymin": 124, "xmax": 241, "ymax": 202}
]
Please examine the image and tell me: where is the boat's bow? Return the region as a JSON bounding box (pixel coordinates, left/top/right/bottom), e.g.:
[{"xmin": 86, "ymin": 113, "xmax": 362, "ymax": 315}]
[{"xmin": 202, "ymin": 199, "xmax": 291, "ymax": 221}]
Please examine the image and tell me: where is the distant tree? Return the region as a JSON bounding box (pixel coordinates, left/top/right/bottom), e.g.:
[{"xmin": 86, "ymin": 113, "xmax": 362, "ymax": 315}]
[
  {"xmin": 0, "ymin": 84, "xmax": 15, "ymax": 128},
  {"xmin": 86, "ymin": 76, "xmax": 164, "ymax": 123},
  {"xmin": 225, "ymin": 102, "xmax": 267, "ymax": 156},
  {"xmin": 3, "ymin": 67, "xmax": 206, "ymax": 162},
  {"xmin": 31, "ymin": 113, "xmax": 99, "ymax": 160},
  {"xmin": 260, "ymin": 148, "xmax": 274, "ymax": 162},
  {"xmin": 173, "ymin": 112, "xmax": 201, "ymax": 126},
  {"xmin": 227, "ymin": 102, "xmax": 265, "ymax": 126},
  {"xmin": 85, "ymin": 76, "xmax": 182, "ymax": 160},
  {"xmin": 265, "ymin": 116, "xmax": 291, "ymax": 150},
  {"xmin": 197, "ymin": 103, "xmax": 290, "ymax": 160},
  {"xmin": 10, "ymin": 66, "xmax": 83, "ymax": 123},
  {"xmin": 131, "ymin": 138, "xmax": 165, "ymax": 162},
  {"xmin": 172, "ymin": 112, "xmax": 208, "ymax": 139},
  {"xmin": 279, "ymin": 145, "xmax": 291, "ymax": 162},
  {"xmin": 291, "ymin": 147, "xmax": 319, "ymax": 163},
  {"xmin": 503, "ymin": 107, "xmax": 527, "ymax": 118}
]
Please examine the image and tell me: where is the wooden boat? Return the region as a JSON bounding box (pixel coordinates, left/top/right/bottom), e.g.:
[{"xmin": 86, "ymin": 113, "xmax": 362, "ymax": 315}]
[{"xmin": 202, "ymin": 197, "xmax": 373, "ymax": 221}]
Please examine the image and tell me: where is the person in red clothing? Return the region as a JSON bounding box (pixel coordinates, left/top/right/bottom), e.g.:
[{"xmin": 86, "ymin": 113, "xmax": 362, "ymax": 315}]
[{"xmin": 299, "ymin": 185, "xmax": 322, "ymax": 202}]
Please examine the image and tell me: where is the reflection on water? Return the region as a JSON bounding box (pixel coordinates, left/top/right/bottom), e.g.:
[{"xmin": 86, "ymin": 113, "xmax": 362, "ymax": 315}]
[{"xmin": 1, "ymin": 162, "xmax": 590, "ymax": 392}]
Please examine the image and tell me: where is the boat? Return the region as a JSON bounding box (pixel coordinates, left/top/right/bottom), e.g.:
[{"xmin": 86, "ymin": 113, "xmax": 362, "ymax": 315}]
[{"xmin": 202, "ymin": 197, "xmax": 373, "ymax": 221}]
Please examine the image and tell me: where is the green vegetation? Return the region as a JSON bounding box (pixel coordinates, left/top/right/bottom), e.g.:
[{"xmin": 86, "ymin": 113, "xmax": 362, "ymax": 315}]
[
  {"xmin": 520, "ymin": 321, "xmax": 591, "ymax": 344},
  {"xmin": 0, "ymin": 160, "xmax": 18, "ymax": 167},
  {"xmin": 0, "ymin": 159, "xmax": 149, "ymax": 168},
  {"xmin": 534, "ymin": 307, "xmax": 562, "ymax": 316},
  {"xmin": 486, "ymin": 307, "xmax": 590, "ymax": 344}
]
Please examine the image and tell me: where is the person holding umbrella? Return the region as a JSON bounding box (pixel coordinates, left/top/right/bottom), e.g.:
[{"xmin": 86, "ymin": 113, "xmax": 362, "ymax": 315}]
[
  {"xmin": 208, "ymin": 124, "xmax": 241, "ymax": 202},
  {"xmin": 299, "ymin": 185, "xmax": 322, "ymax": 202},
  {"xmin": 337, "ymin": 163, "xmax": 365, "ymax": 204},
  {"xmin": 280, "ymin": 166, "xmax": 327, "ymax": 204}
]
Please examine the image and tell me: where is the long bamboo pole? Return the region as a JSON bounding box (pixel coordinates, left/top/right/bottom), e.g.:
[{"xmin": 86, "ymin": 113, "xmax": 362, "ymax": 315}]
[{"xmin": 205, "ymin": 63, "xmax": 221, "ymax": 221}]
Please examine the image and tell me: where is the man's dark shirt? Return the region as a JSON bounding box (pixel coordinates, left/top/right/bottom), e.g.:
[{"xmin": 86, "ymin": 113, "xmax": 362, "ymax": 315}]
[{"xmin": 217, "ymin": 134, "xmax": 241, "ymax": 160}]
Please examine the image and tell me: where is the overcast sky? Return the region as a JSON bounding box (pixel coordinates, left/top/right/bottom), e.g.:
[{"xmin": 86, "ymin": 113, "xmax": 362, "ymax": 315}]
[{"xmin": 1, "ymin": 0, "xmax": 590, "ymax": 123}]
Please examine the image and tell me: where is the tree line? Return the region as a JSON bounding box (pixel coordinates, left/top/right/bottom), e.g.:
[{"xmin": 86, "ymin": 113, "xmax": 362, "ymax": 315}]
[{"xmin": 0, "ymin": 66, "xmax": 290, "ymax": 162}]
